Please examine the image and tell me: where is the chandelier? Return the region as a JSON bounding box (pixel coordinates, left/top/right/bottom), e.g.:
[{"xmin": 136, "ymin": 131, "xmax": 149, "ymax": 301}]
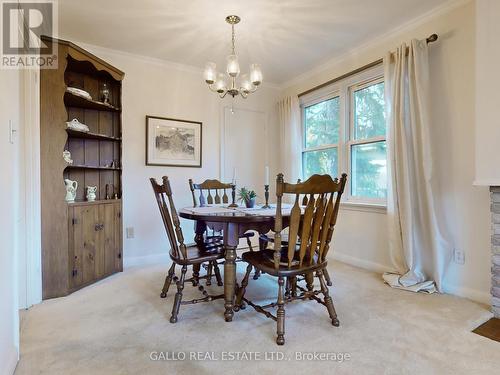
[{"xmin": 203, "ymin": 15, "xmax": 263, "ymax": 99}]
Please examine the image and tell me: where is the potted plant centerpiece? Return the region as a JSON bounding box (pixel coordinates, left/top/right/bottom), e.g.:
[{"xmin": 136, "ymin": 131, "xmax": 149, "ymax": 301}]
[{"xmin": 238, "ymin": 187, "xmax": 258, "ymax": 208}]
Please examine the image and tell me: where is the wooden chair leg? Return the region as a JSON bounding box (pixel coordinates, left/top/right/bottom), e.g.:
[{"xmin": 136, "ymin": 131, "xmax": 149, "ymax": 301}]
[
  {"xmin": 323, "ymin": 268, "xmax": 333, "ymax": 286},
  {"xmin": 276, "ymin": 276, "xmax": 286, "ymax": 345},
  {"xmin": 290, "ymin": 276, "xmax": 297, "ymax": 297},
  {"xmin": 285, "ymin": 277, "xmax": 291, "ymax": 298},
  {"xmin": 160, "ymin": 262, "xmax": 176, "ymax": 298},
  {"xmin": 258, "ymin": 236, "xmax": 267, "ymax": 251},
  {"xmin": 213, "ymin": 261, "xmax": 223, "ymax": 286},
  {"xmin": 318, "ymin": 270, "xmax": 339, "ymax": 327},
  {"xmin": 246, "ymin": 235, "xmax": 253, "ymax": 251},
  {"xmin": 253, "ymin": 268, "xmax": 261, "ymax": 280},
  {"xmin": 192, "ymin": 263, "xmax": 200, "ymax": 286},
  {"xmin": 235, "ymin": 264, "xmax": 253, "ymax": 311},
  {"xmin": 206, "ymin": 262, "xmax": 213, "ymax": 286},
  {"xmin": 305, "ymin": 271, "xmax": 314, "ymax": 292},
  {"xmin": 170, "ymin": 265, "xmax": 187, "ymax": 323}
]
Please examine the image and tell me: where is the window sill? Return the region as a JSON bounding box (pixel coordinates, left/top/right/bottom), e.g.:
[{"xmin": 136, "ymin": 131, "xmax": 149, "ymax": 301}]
[{"xmin": 340, "ymin": 201, "xmax": 387, "ymax": 214}]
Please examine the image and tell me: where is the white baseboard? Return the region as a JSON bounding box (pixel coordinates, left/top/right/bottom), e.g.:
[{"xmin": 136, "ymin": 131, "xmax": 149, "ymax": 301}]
[
  {"xmin": 332, "ymin": 253, "xmax": 491, "ymax": 305},
  {"xmin": 1, "ymin": 346, "xmax": 18, "ymax": 375},
  {"xmin": 442, "ymin": 283, "xmax": 491, "ymax": 305},
  {"xmin": 332, "ymin": 252, "xmax": 393, "ymax": 274},
  {"xmin": 124, "ymin": 252, "xmax": 169, "ymax": 268}
]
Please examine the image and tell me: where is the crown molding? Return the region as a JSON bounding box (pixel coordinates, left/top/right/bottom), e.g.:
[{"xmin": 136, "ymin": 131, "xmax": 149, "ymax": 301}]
[
  {"xmin": 281, "ymin": 0, "xmax": 472, "ymax": 91},
  {"xmin": 56, "ymin": 35, "xmax": 281, "ymax": 89}
]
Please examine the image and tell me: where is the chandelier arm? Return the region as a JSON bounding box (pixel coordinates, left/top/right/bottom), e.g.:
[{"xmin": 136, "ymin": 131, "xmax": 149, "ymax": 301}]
[
  {"xmin": 207, "ymin": 84, "xmax": 220, "ymax": 93},
  {"xmin": 219, "ymin": 91, "xmax": 229, "ymax": 99},
  {"xmin": 239, "ymin": 91, "xmax": 248, "ymax": 99}
]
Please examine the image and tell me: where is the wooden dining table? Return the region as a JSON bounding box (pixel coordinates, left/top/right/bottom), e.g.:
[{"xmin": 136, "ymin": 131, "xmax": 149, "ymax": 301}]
[{"xmin": 179, "ymin": 205, "xmax": 290, "ymax": 322}]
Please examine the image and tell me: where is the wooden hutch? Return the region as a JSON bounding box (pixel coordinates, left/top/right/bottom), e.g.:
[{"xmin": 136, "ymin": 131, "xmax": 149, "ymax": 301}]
[{"xmin": 40, "ymin": 37, "xmax": 125, "ymax": 299}]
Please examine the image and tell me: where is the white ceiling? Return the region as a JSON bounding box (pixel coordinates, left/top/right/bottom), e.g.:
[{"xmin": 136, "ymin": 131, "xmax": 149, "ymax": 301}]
[{"xmin": 58, "ymin": 0, "xmax": 450, "ymax": 85}]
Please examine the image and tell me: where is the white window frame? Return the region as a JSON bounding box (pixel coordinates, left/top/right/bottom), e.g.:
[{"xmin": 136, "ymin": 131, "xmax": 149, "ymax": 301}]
[
  {"xmin": 301, "ymin": 90, "xmax": 342, "ymax": 181},
  {"xmin": 300, "ymin": 64, "xmax": 387, "ymax": 210}
]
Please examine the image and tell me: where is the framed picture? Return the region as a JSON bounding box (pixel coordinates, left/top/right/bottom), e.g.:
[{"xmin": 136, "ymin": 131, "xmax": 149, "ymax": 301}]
[{"xmin": 146, "ymin": 116, "xmax": 202, "ymax": 167}]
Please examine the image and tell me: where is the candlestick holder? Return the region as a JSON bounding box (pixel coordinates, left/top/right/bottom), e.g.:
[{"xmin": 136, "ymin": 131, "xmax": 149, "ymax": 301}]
[
  {"xmin": 228, "ymin": 183, "xmax": 238, "ymax": 208},
  {"xmin": 261, "ymin": 185, "xmax": 271, "ymax": 209}
]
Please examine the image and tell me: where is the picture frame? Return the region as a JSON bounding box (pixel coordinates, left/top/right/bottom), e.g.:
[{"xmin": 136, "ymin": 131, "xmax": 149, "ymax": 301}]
[{"xmin": 145, "ymin": 115, "xmax": 202, "ymax": 167}]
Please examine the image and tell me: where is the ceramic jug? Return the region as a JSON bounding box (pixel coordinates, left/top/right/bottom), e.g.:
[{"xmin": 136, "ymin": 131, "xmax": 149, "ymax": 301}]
[
  {"xmin": 65, "ymin": 179, "xmax": 78, "ymax": 202},
  {"xmin": 86, "ymin": 186, "xmax": 97, "ymax": 202}
]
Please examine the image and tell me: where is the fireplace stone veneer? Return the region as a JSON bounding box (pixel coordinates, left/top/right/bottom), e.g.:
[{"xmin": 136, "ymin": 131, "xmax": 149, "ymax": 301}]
[{"xmin": 491, "ymin": 187, "xmax": 500, "ymax": 317}]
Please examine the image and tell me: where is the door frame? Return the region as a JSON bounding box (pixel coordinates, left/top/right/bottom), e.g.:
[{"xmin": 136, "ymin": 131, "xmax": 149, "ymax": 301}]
[
  {"xmin": 219, "ymin": 105, "xmax": 269, "ymax": 182},
  {"xmin": 21, "ymin": 69, "xmax": 43, "ymax": 308}
]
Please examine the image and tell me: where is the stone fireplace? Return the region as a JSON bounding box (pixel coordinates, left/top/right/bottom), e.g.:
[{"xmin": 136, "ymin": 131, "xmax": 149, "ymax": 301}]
[{"xmin": 491, "ymin": 187, "xmax": 500, "ymax": 317}]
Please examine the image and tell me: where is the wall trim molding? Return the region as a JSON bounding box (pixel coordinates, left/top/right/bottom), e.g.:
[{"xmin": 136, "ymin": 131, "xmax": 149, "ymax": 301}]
[
  {"xmin": 332, "ymin": 252, "xmax": 393, "ymax": 274},
  {"xmin": 123, "ymin": 252, "xmax": 169, "ymax": 269},
  {"xmin": 282, "ymin": 0, "xmax": 472, "ymax": 90},
  {"xmin": 442, "ymin": 283, "xmax": 491, "ymax": 305},
  {"xmin": 473, "ymin": 180, "xmax": 500, "ymax": 187},
  {"xmin": 1, "ymin": 346, "xmax": 18, "ymax": 375},
  {"xmin": 219, "ymin": 105, "xmax": 269, "ymax": 183},
  {"xmin": 21, "ymin": 69, "xmax": 42, "ymax": 309}
]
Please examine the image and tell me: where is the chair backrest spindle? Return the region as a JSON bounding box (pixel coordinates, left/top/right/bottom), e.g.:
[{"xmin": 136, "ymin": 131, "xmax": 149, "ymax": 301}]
[
  {"xmin": 150, "ymin": 176, "xmax": 187, "ymax": 260},
  {"xmin": 274, "ymin": 173, "xmax": 347, "ymax": 269},
  {"xmin": 189, "ymin": 178, "xmax": 235, "ymax": 207}
]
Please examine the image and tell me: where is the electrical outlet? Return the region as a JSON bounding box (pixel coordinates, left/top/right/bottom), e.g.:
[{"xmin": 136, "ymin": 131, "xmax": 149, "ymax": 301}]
[
  {"xmin": 126, "ymin": 227, "xmax": 135, "ymax": 239},
  {"xmin": 453, "ymin": 249, "xmax": 465, "ymax": 265}
]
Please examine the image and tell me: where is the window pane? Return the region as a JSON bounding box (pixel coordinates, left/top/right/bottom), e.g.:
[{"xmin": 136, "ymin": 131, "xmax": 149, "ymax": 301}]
[
  {"xmin": 304, "ymin": 97, "xmax": 339, "ymax": 148},
  {"xmin": 353, "ymin": 82, "xmax": 386, "ymax": 140},
  {"xmin": 302, "ymin": 147, "xmax": 338, "ymax": 180},
  {"xmin": 351, "ymin": 141, "xmax": 387, "ymax": 199}
]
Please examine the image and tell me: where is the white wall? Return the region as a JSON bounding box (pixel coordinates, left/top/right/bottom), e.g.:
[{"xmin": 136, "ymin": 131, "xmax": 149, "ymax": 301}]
[
  {"xmin": 0, "ymin": 69, "xmax": 21, "ymax": 374},
  {"xmin": 73, "ymin": 43, "xmax": 282, "ymax": 264},
  {"xmin": 474, "ymin": 0, "xmax": 500, "ymax": 185},
  {"xmin": 282, "ymin": 0, "xmax": 491, "ymax": 303}
]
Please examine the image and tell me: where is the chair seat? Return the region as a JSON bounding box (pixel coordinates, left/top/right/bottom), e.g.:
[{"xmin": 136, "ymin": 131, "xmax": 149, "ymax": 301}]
[
  {"xmin": 171, "ymin": 243, "xmax": 225, "ymax": 265},
  {"xmin": 242, "ymin": 249, "xmax": 325, "ymax": 277}
]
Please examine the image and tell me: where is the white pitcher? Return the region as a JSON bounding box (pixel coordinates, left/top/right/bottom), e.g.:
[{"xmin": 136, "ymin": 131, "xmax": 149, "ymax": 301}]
[
  {"xmin": 86, "ymin": 186, "xmax": 97, "ymax": 202},
  {"xmin": 65, "ymin": 179, "xmax": 78, "ymax": 202}
]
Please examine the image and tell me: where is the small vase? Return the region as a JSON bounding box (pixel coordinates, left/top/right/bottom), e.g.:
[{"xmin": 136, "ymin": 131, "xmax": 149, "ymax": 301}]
[{"xmin": 245, "ymin": 197, "xmax": 256, "ymax": 208}]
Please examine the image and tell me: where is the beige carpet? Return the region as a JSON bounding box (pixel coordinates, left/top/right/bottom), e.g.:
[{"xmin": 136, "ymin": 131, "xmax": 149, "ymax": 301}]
[{"xmin": 15, "ymin": 260, "xmax": 499, "ymax": 375}]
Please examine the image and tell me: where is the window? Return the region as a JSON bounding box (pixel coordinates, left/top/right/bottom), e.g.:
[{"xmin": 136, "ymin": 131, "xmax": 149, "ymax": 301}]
[
  {"xmin": 301, "ymin": 67, "xmax": 387, "ymax": 205},
  {"xmin": 302, "ymin": 97, "xmax": 340, "ymax": 179}
]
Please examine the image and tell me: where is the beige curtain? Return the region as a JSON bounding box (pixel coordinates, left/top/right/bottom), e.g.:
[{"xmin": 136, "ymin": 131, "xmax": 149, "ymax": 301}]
[
  {"xmin": 277, "ymin": 96, "xmax": 302, "ymax": 183},
  {"xmin": 383, "ymin": 39, "xmax": 450, "ymax": 293}
]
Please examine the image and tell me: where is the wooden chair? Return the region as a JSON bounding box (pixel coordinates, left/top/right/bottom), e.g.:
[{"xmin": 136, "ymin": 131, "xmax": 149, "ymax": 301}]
[
  {"xmin": 189, "ymin": 178, "xmax": 257, "ymax": 280},
  {"xmin": 236, "ymin": 173, "xmax": 347, "ymax": 345},
  {"xmin": 257, "ymin": 178, "xmax": 333, "ymax": 286},
  {"xmin": 150, "ymin": 176, "xmax": 224, "ymax": 323}
]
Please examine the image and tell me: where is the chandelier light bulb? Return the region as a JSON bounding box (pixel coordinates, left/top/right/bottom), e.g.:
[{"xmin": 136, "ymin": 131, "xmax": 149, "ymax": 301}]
[
  {"xmin": 215, "ymin": 73, "xmax": 228, "ymax": 93},
  {"xmin": 204, "ymin": 62, "xmax": 217, "ymax": 84},
  {"xmin": 240, "ymin": 74, "xmax": 252, "ymax": 93},
  {"xmin": 250, "ymin": 64, "xmax": 263, "ymax": 86},
  {"xmin": 226, "ymin": 55, "xmax": 240, "ymax": 77}
]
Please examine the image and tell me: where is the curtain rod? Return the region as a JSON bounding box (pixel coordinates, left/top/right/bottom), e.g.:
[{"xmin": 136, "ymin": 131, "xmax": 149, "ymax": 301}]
[{"xmin": 297, "ymin": 33, "xmax": 438, "ymax": 98}]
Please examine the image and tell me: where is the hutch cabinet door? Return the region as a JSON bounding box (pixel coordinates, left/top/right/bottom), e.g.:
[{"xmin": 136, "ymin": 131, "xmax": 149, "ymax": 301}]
[
  {"xmin": 101, "ymin": 202, "xmax": 122, "ymax": 275},
  {"xmin": 69, "ymin": 205, "xmax": 103, "ymax": 288}
]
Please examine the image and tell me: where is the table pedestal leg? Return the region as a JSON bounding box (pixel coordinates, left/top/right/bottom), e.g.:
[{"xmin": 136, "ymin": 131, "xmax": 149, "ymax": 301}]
[
  {"xmin": 224, "ymin": 223, "xmax": 239, "ymax": 322},
  {"xmin": 224, "ymin": 245, "xmax": 237, "ymax": 322}
]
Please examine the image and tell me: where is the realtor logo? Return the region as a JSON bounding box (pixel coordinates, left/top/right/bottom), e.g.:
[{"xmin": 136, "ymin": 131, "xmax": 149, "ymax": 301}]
[{"xmin": 1, "ymin": 0, "xmax": 58, "ymax": 69}]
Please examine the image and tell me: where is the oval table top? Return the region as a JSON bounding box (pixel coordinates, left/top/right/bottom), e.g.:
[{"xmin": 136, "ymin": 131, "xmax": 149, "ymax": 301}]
[{"xmin": 179, "ymin": 205, "xmax": 291, "ymax": 223}]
